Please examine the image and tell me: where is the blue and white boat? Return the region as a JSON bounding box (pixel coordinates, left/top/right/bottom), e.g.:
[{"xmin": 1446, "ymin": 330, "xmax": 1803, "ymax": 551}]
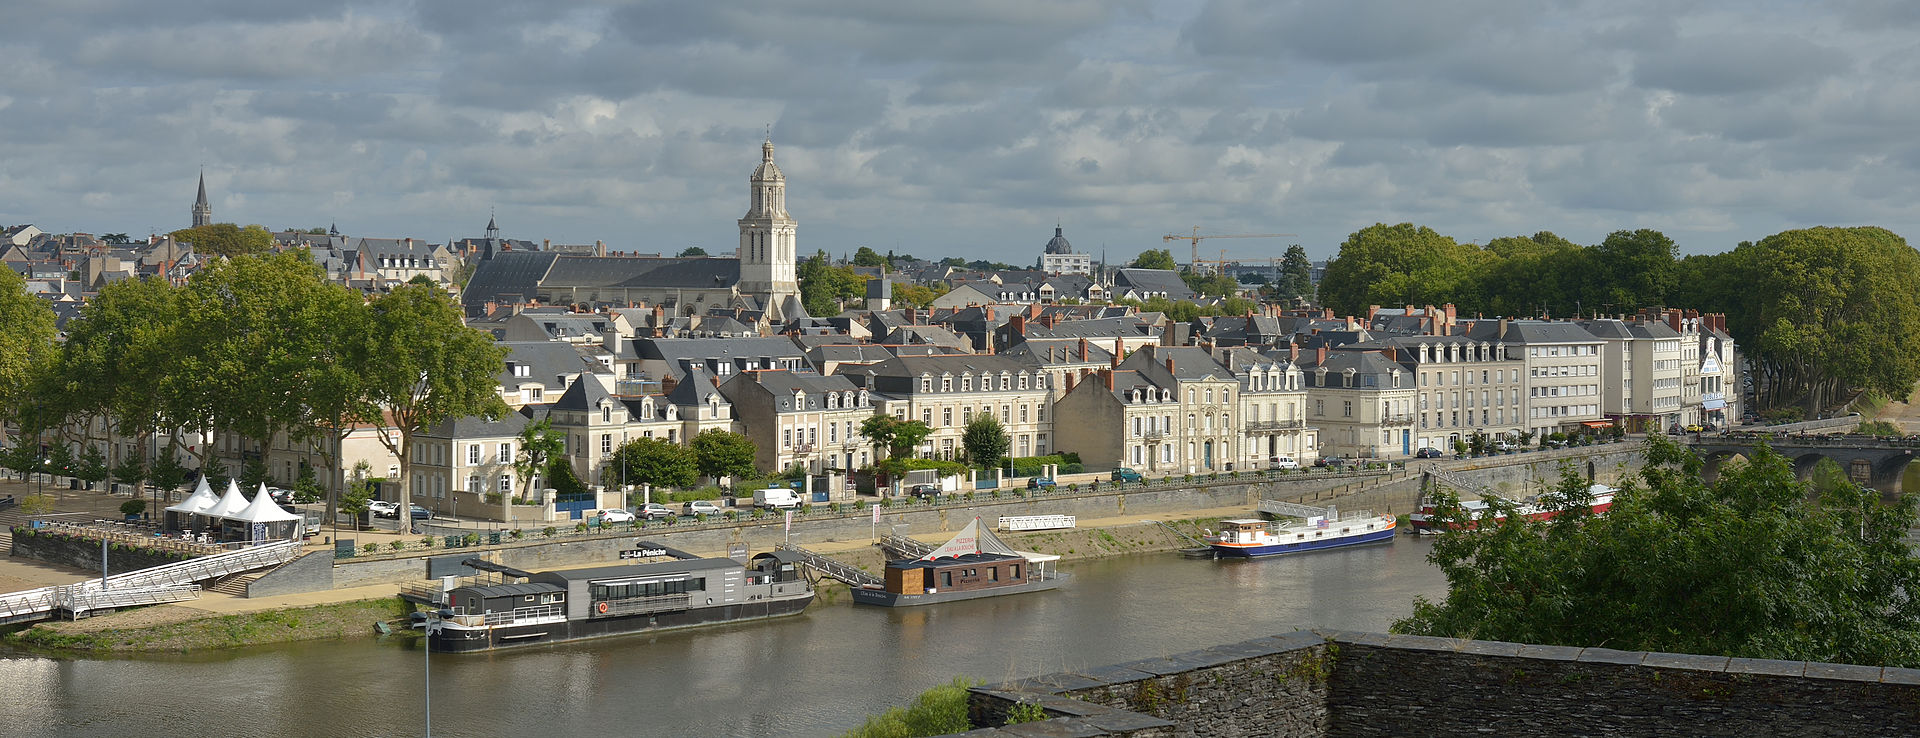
[{"xmin": 1205, "ymin": 502, "xmax": 1395, "ymax": 558}]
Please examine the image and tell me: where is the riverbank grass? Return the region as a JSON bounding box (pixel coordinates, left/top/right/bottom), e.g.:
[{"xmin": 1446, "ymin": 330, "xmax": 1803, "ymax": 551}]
[
  {"xmin": 843, "ymin": 676, "xmax": 977, "ymax": 738},
  {"xmin": 7, "ymin": 597, "xmax": 412, "ymax": 653}
]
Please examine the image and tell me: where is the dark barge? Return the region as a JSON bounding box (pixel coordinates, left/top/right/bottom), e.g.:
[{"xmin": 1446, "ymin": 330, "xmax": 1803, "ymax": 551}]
[{"xmin": 428, "ymin": 550, "xmax": 813, "ymax": 653}]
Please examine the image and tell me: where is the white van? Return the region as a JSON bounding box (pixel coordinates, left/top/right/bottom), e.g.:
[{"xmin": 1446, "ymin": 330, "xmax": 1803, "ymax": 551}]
[{"xmin": 753, "ymin": 488, "xmax": 802, "ymax": 509}]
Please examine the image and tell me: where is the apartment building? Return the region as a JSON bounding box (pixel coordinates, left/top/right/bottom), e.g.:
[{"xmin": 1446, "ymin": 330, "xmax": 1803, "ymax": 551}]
[
  {"xmin": 1373, "ymin": 334, "xmax": 1527, "ymax": 451},
  {"xmin": 718, "ymin": 369, "xmax": 873, "ymax": 474},
  {"xmin": 863, "ymin": 354, "xmax": 1054, "ymax": 461},
  {"xmin": 1464, "ymin": 320, "xmax": 1607, "ymax": 438},
  {"xmin": 1296, "ymin": 346, "xmax": 1418, "ymax": 459}
]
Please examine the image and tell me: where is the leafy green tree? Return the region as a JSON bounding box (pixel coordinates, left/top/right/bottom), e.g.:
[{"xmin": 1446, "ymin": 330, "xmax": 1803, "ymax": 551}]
[
  {"xmin": 241, "ymin": 455, "xmax": 273, "ymax": 488},
  {"xmin": 545, "ymin": 457, "xmax": 588, "ymax": 497},
  {"xmin": 1275, "ymin": 244, "xmax": 1315, "ymax": 302},
  {"xmin": 861, "ymin": 415, "xmax": 932, "ymax": 460},
  {"xmin": 44, "ymin": 443, "xmax": 73, "ymax": 480},
  {"xmin": 691, "ymin": 429, "xmax": 757, "ymax": 482},
  {"xmin": 1129, "ymin": 249, "xmax": 1177, "ymax": 271},
  {"xmin": 0, "ymin": 267, "xmax": 58, "ymax": 431},
  {"xmin": 74, "ymin": 445, "xmax": 108, "ymax": 489},
  {"xmin": 110, "ymin": 449, "xmax": 147, "ymax": 494},
  {"xmin": 892, "ymin": 283, "xmax": 948, "ymax": 309},
  {"xmin": 1699, "ymin": 227, "xmax": 1920, "ymax": 412},
  {"xmin": 852, "ymin": 246, "xmax": 886, "ymax": 267},
  {"xmin": 798, "ymin": 250, "xmax": 864, "ymax": 316},
  {"xmin": 961, "ymin": 414, "xmax": 1010, "ymax": 468},
  {"xmin": 1586, "ymin": 229, "xmax": 1678, "ymax": 311},
  {"xmin": 339, "ymin": 460, "xmax": 375, "ymax": 521},
  {"xmin": 1397, "ymin": 437, "xmax": 1920, "ymax": 667},
  {"xmin": 677, "ymin": 246, "xmax": 708, "ymax": 257},
  {"xmin": 1182, "ymin": 272, "xmax": 1242, "ymax": 299},
  {"xmin": 513, "ymin": 417, "xmax": 566, "ymax": 499},
  {"xmin": 168, "ymin": 223, "xmax": 275, "ymax": 257},
  {"xmin": 48, "ymin": 274, "xmax": 182, "ymax": 482},
  {"xmin": 2, "ymin": 443, "xmax": 38, "ymax": 481},
  {"xmin": 610, "ymin": 437, "xmax": 696, "ymax": 489},
  {"xmin": 293, "ymin": 462, "xmax": 324, "ymax": 504},
  {"xmin": 1318, "ymin": 223, "xmax": 1490, "ymax": 317},
  {"xmin": 149, "ymin": 451, "xmax": 189, "ymax": 494},
  {"xmin": 356, "ymin": 282, "xmax": 510, "ymax": 515}
]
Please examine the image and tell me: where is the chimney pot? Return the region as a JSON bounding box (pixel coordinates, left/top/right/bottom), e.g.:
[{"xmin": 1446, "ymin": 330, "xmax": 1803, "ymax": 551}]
[
  {"xmin": 1103, "ymin": 368, "xmax": 1115, "ymax": 391},
  {"xmin": 1315, "ymin": 345, "xmax": 1327, "ymax": 364},
  {"xmin": 1079, "ymin": 337, "xmax": 1089, "ymax": 361}
]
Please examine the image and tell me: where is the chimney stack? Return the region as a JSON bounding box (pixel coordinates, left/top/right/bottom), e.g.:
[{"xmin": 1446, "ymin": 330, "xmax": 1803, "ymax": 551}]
[
  {"xmin": 1103, "ymin": 368, "xmax": 1115, "ymax": 391},
  {"xmin": 1166, "ymin": 357, "xmax": 1176, "ymax": 375},
  {"xmin": 1288, "ymin": 341, "xmax": 1300, "ymax": 362},
  {"xmin": 1113, "ymin": 338, "xmax": 1125, "ymax": 367},
  {"xmin": 1065, "ymin": 372, "xmax": 1076, "ymax": 392},
  {"xmin": 1666, "ymin": 310, "xmax": 1681, "ymax": 333},
  {"xmin": 1316, "ymin": 344, "xmax": 1328, "ymax": 364},
  {"xmin": 1011, "ymin": 314, "xmax": 1025, "ymax": 335},
  {"xmin": 1498, "ymin": 317, "xmax": 1508, "ymax": 340},
  {"xmin": 1345, "ymin": 316, "xmax": 1356, "ymax": 331},
  {"xmin": 1385, "ymin": 345, "xmax": 1398, "ymax": 362},
  {"xmin": 1367, "ymin": 305, "xmax": 1381, "ymax": 322},
  {"xmin": 1079, "ymin": 337, "xmax": 1090, "ymax": 361},
  {"xmin": 1443, "ymin": 303, "xmax": 1456, "ymax": 327}
]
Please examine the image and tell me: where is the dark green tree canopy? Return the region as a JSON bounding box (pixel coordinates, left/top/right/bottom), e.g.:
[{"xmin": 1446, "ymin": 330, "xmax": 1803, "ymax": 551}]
[
  {"xmin": 961, "ymin": 414, "xmax": 1010, "ymax": 468},
  {"xmin": 1129, "ymin": 249, "xmax": 1177, "ymax": 271},
  {"xmin": 798, "ymin": 250, "xmax": 865, "ymax": 316},
  {"xmin": 677, "ymin": 246, "xmax": 708, "ymax": 257},
  {"xmin": 852, "ymin": 246, "xmax": 886, "ymax": 267},
  {"xmin": 168, "ymin": 223, "xmax": 274, "ymax": 257},
  {"xmin": 691, "ymin": 429, "xmax": 757, "ymax": 480},
  {"xmin": 610, "ymin": 436, "xmax": 696, "ymax": 489},
  {"xmin": 1397, "ymin": 436, "xmax": 1920, "ymax": 667}
]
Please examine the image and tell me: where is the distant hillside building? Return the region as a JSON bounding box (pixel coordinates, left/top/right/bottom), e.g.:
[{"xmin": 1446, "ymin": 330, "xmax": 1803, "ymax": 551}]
[{"xmin": 191, "ymin": 170, "xmax": 212, "ymax": 228}]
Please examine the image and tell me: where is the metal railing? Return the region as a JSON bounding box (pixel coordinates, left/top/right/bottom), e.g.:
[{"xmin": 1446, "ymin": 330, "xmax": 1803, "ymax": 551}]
[
  {"xmin": 1245, "ymin": 419, "xmax": 1307, "ymax": 432},
  {"xmin": 880, "ymin": 533, "xmax": 934, "ymax": 558},
  {"xmin": 59, "ymin": 584, "xmax": 201, "ymax": 615},
  {"xmin": 776, "ymin": 542, "xmax": 884, "ymax": 588},
  {"xmin": 445, "ymin": 603, "xmax": 565, "ymax": 626}
]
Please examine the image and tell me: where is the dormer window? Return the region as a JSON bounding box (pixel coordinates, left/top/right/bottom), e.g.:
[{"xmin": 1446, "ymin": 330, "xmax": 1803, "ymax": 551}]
[
  {"xmin": 941, "ymin": 375, "xmax": 952, "ymax": 392},
  {"xmin": 921, "ymin": 376, "xmax": 932, "ymax": 393},
  {"xmin": 1017, "ymin": 374, "xmax": 1028, "ymax": 390},
  {"xmin": 1001, "ymin": 373, "xmax": 1011, "ymax": 390},
  {"xmin": 961, "ymin": 375, "xmax": 972, "ymax": 392},
  {"xmin": 602, "ymin": 405, "xmax": 612, "ymax": 423}
]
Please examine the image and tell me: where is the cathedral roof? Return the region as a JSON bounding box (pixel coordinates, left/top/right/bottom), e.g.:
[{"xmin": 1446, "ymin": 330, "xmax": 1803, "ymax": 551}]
[
  {"xmin": 752, "ymin": 139, "xmax": 784, "ymax": 181},
  {"xmin": 1044, "ymin": 225, "xmax": 1075, "ymax": 255}
]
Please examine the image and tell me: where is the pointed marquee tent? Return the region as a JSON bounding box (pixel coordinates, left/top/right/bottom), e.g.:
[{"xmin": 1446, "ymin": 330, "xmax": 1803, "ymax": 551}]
[
  {"xmin": 226, "ymin": 483, "xmax": 303, "ymax": 541},
  {"xmin": 163, "ymin": 477, "xmax": 221, "ymax": 532}
]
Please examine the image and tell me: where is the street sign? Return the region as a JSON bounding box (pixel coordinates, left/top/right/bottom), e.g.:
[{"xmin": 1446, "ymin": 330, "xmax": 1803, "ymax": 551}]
[{"xmin": 619, "ymin": 547, "xmax": 667, "ymax": 560}]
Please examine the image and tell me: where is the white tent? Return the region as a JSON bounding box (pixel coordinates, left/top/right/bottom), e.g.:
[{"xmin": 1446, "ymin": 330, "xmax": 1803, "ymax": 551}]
[
  {"xmin": 227, "ymin": 484, "xmax": 303, "ymax": 541},
  {"xmin": 163, "ymin": 477, "xmax": 221, "ymax": 531},
  {"xmin": 204, "ymin": 480, "xmax": 251, "ymax": 520}
]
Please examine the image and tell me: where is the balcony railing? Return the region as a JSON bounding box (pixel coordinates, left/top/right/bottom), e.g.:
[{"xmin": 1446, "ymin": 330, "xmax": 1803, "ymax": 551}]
[
  {"xmin": 1245, "ymin": 419, "xmax": 1306, "ymax": 432},
  {"xmin": 1382, "ymin": 413, "xmax": 1416, "ymax": 425}
]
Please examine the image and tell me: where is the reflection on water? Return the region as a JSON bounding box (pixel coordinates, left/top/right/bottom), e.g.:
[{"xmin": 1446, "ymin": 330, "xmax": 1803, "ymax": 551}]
[{"xmin": 0, "ymin": 537, "xmax": 1442, "ymax": 737}]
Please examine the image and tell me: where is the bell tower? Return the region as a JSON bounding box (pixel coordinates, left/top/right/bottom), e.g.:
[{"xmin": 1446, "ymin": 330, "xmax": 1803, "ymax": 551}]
[
  {"xmin": 738, "ymin": 138, "xmax": 801, "ymax": 317},
  {"xmin": 191, "ymin": 169, "xmax": 212, "ymax": 227}
]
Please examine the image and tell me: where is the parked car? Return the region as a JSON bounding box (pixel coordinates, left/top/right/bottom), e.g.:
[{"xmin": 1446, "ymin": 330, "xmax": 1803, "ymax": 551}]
[
  {"xmin": 407, "ymin": 504, "xmax": 432, "ymax": 520},
  {"xmin": 753, "ymin": 488, "xmax": 802, "ymax": 509},
  {"xmin": 599, "ymin": 508, "xmax": 637, "ymax": 523},
  {"xmin": 1414, "ymin": 448, "xmax": 1443, "ymax": 459},
  {"xmin": 908, "ymin": 483, "xmax": 942, "ymax": 498},
  {"xmin": 367, "ymin": 500, "xmax": 400, "ymax": 518},
  {"xmin": 1268, "ymin": 455, "xmax": 1299, "ymax": 470},
  {"xmin": 1491, "ymin": 440, "xmax": 1518, "ymax": 452},
  {"xmin": 1683, "ymin": 424, "xmax": 1706, "ymax": 433},
  {"xmin": 1110, "ymin": 467, "xmax": 1143, "ymax": 483},
  {"xmin": 637, "ymin": 503, "xmax": 673, "ymax": 520},
  {"xmin": 267, "ymin": 487, "xmax": 296, "ymax": 504},
  {"xmin": 686, "ymin": 500, "xmax": 723, "ymax": 515},
  {"xmin": 1026, "ymin": 477, "xmax": 1057, "ymax": 490}
]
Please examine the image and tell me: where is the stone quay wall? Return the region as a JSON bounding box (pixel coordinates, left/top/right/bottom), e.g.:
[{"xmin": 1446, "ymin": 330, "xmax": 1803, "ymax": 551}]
[
  {"xmin": 953, "ymin": 630, "xmax": 1920, "ymax": 737},
  {"xmin": 10, "ymin": 526, "xmax": 192, "ymax": 574}
]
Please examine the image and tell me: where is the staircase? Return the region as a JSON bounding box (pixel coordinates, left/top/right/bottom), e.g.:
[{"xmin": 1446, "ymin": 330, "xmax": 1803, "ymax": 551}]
[
  {"xmin": 774, "ymin": 543, "xmax": 883, "ymax": 588},
  {"xmin": 204, "ymin": 571, "xmax": 266, "ymax": 597}
]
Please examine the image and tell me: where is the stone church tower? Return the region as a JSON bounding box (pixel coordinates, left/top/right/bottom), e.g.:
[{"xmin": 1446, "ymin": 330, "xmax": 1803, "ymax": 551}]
[
  {"xmin": 191, "ymin": 170, "xmax": 212, "ymax": 227},
  {"xmin": 737, "ymin": 139, "xmax": 804, "ymax": 319}
]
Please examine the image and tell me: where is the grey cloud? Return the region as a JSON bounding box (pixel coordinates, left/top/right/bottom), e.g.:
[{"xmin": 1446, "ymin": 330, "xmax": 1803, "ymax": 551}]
[{"xmin": 1633, "ymin": 33, "xmax": 1850, "ymax": 95}]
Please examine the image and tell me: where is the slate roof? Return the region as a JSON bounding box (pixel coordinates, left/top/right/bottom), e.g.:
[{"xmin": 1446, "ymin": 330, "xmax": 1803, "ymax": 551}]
[
  {"xmin": 498, "ymin": 341, "xmax": 607, "ymax": 388},
  {"xmin": 1460, "ymin": 319, "xmax": 1601, "ymax": 344},
  {"xmin": 551, "ymin": 372, "xmax": 615, "ymax": 411},
  {"xmin": 541, "ymin": 255, "xmax": 740, "ymax": 290},
  {"xmin": 425, "ymin": 404, "xmax": 543, "ymax": 439},
  {"xmin": 463, "ymin": 251, "xmax": 559, "ymax": 315},
  {"xmin": 1111, "ymin": 268, "xmax": 1195, "ymax": 301},
  {"xmin": 633, "ymin": 337, "xmax": 811, "ymax": 380},
  {"xmin": 998, "ymin": 338, "xmax": 1116, "ymax": 366}
]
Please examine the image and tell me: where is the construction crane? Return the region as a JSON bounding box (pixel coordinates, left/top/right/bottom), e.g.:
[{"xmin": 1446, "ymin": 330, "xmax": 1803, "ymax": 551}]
[{"xmin": 1162, "ymin": 226, "xmax": 1294, "ymax": 275}]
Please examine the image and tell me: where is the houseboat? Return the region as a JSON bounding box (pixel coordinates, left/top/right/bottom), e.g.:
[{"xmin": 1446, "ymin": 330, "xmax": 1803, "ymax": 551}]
[
  {"xmin": 1409, "ymin": 483, "xmax": 1617, "ymax": 533},
  {"xmin": 853, "ymin": 520, "xmax": 1065, "ymax": 607},
  {"xmin": 1206, "ymin": 507, "xmax": 1397, "ymax": 558},
  {"xmin": 427, "ymin": 548, "xmax": 813, "ymax": 653}
]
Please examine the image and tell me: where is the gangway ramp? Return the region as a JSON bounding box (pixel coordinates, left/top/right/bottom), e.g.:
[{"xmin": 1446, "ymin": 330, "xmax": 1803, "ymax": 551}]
[
  {"xmin": 1258, "ymin": 500, "xmax": 1338, "ymax": 520},
  {"xmin": 774, "ymin": 543, "xmax": 883, "ymax": 588},
  {"xmin": 879, "ymin": 533, "xmax": 934, "ymax": 559},
  {"xmin": 0, "ymin": 538, "xmax": 301, "ymax": 623}
]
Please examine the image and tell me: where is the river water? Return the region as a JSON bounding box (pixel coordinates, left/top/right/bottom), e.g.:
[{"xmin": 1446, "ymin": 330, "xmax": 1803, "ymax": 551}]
[{"xmin": 0, "ymin": 537, "xmax": 1443, "ymax": 737}]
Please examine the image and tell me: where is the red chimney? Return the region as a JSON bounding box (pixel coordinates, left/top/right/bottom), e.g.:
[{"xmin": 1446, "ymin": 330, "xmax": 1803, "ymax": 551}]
[
  {"xmin": 1443, "ymin": 303, "xmax": 1456, "ymax": 327},
  {"xmin": 1316, "ymin": 345, "xmax": 1327, "ymax": 364},
  {"xmin": 1011, "ymin": 314, "xmax": 1026, "ymax": 336},
  {"xmin": 1666, "ymin": 310, "xmax": 1681, "ymax": 333},
  {"xmin": 1384, "ymin": 345, "xmax": 1398, "ymax": 362},
  {"xmin": 1112, "ymin": 338, "xmax": 1124, "ymax": 367},
  {"xmin": 1165, "ymin": 357, "xmax": 1176, "ymax": 375},
  {"xmin": 1065, "ymin": 373, "xmax": 1077, "ymax": 392},
  {"xmin": 1103, "ymin": 368, "xmax": 1115, "ymax": 391},
  {"xmin": 1079, "ymin": 338, "xmax": 1089, "ymax": 361},
  {"xmin": 1367, "ymin": 305, "xmax": 1380, "ymax": 321},
  {"xmin": 1288, "ymin": 341, "xmax": 1299, "ymax": 362}
]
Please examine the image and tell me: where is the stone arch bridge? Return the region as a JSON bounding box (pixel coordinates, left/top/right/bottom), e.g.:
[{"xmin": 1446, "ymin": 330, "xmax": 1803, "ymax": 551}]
[{"xmin": 1687, "ymin": 433, "xmax": 1920, "ymax": 494}]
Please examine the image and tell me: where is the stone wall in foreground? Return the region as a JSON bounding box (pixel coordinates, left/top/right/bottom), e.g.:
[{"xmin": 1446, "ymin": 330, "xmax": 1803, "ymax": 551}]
[{"xmin": 953, "ymin": 630, "xmax": 1920, "ymax": 737}]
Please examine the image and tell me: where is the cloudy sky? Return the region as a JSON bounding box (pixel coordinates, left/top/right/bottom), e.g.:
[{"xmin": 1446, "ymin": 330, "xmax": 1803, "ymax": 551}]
[{"xmin": 4, "ymin": 0, "xmax": 1916, "ymax": 264}]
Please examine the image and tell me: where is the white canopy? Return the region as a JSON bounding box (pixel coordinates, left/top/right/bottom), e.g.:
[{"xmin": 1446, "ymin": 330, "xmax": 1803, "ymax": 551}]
[
  {"xmin": 164, "ymin": 477, "xmax": 219, "ymax": 515},
  {"xmin": 204, "ymin": 480, "xmax": 251, "ymax": 519},
  {"xmin": 228, "ymin": 484, "xmax": 301, "ymax": 524},
  {"xmin": 920, "ymin": 518, "xmax": 1022, "ymax": 561}
]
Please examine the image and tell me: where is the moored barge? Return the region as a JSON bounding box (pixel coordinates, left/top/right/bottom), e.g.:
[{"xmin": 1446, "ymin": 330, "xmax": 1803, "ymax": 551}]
[
  {"xmin": 851, "ymin": 520, "xmax": 1066, "ymax": 607},
  {"xmin": 427, "ymin": 548, "xmax": 813, "ymax": 653}
]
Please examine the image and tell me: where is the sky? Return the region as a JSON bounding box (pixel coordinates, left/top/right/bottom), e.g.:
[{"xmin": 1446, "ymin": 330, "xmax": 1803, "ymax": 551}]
[{"xmin": 4, "ymin": 0, "xmax": 1917, "ymax": 265}]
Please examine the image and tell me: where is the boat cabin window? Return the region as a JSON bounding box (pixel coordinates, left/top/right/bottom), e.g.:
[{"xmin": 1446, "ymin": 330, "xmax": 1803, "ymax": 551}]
[
  {"xmin": 942, "ymin": 571, "xmax": 953, "ymax": 588},
  {"xmin": 591, "ymin": 577, "xmax": 705, "ymax": 601},
  {"xmin": 1011, "ymin": 564, "xmax": 1021, "ymax": 579},
  {"xmin": 990, "ymin": 567, "xmax": 999, "ymax": 582}
]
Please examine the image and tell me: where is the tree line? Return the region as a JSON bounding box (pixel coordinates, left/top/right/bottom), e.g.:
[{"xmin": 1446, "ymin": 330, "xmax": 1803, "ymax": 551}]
[
  {"xmin": 0, "ymin": 251, "xmax": 507, "ymax": 520},
  {"xmin": 1317, "ymin": 223, "xmax": 1920, "ymax": 411}
]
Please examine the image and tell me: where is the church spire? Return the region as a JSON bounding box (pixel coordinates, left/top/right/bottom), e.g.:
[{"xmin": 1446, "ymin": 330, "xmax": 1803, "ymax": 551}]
[{"xmin": 191, "ymin": 169, "xmax": 212, "ymax": 227}]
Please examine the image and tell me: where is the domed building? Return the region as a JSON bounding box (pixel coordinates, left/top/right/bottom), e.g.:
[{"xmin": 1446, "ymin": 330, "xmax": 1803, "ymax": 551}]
[{"xmin": 1036, "ymin": 224, "xmax": 1091, "ymax": 276}]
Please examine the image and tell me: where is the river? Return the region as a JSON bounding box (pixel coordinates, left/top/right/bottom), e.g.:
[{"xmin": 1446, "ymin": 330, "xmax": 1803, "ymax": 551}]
[{"xmin": 0, "ymin": 537, "xmax": 1444, "ymax": 737}]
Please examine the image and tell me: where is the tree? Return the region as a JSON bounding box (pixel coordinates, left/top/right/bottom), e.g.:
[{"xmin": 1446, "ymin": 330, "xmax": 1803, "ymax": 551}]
[
  {"xmin": 852, "ymin": 246, "xmax": 886, "ymax": 267},
  {"xmin": 355, "ymin": 282, "xmax": 510, "ymax": 519},
  {"xmin": 241, "ymin": 455, "xmax": 272, "ymax": 488},
  {"xmin": 1182, "ymin": 272, "xmax": 1241, "ymax": 299},
  {"xmin": 110, "ymin": 449, "xmax": 146, "ymax": 495},
  {"xmin": 49, "ymin": 274, "xmax": 182, "ymax": 485},
  {"xmin": 1396, "ymin": 437, "xmax": 1920, "ymax": 667},
  {"xmin": 74, "ymin": 445, "xmax": 108, "ymax": 490},
  {"xmin": 691, "ymin": 429, "xmax": 757, "ymax": 482},
  {"xmin": 149, "ymin": 451, "xmax": 189, "ymax": 494},
  {"xmin": 1129, "ymin": 249, "xmax": 1177, "ymax": 271},
  {"xmin": 0, "ymin": 267, "xmax": 58, "ymax": 431},
  {"xmin": 798, "ymin": 250, "xmax": 865, "ymax": 316},
  {"xmin": 677, "ymin": 246, "xmax": 708, "ymax": 257},
  {"xmin": 1274, "ymin": 244, "xmax": 1315, "ymax": 302},
  {"xmin": 893, "ymin": 283, "xmax": 949, "ymax": 309},
  {"xmin": 339, "ymin": 460, "xmax": 375, "ymax": 521},
  {"xmin": 1317, "ymin": 223, "xmax": 1489, "ymax": 317},
  {"xmin": 1587, "ymin": 229, "xmax": 1678, "ymax": 311},
  {"xmin": 610, "ymin": 437, "xmax": 696, "ymax": 489},
  {"xmin": 545, "ymin": 456, "xmax": 588, "ymax": 497},
  {"xmin": 513, "ymin": 417, "xmax": 565, "ymax": 499},
  {"xmin": 292, "ymin": 462, "xmax": 324, "ymax": 504},
  {"xmin": 961, "ymin": 415, "xmax": 1010, "ymax": 468},
  {"xmin": 861, "ymin": 415, "xmax": 932, "ymax": 461},
  {"xmin": 168, "ymin": 223, "xmax": 274, "ymax": 257}
]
